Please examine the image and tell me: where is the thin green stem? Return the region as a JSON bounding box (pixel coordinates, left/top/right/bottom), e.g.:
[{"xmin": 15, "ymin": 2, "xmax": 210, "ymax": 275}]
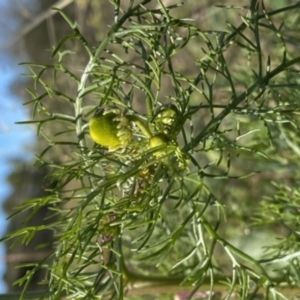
[
  {"xmin": 126, "ymin": 115, "xmax": 152, "ymax": 138},
  {"xmin": 186, "ymin": 56, "xmax": 300, "ymax": 152}
]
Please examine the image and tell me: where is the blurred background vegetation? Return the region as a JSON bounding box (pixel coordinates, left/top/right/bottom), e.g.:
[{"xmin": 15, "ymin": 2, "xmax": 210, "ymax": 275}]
[{"xmin": 2, "ymin": 0, "xmax": 300, "ymax": 299}]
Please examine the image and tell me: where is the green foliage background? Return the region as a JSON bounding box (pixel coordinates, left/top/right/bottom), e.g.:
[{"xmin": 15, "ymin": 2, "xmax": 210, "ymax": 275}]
[{"xmin": 3, "ymin": 0, "xmax": 300, "ymax": 299}]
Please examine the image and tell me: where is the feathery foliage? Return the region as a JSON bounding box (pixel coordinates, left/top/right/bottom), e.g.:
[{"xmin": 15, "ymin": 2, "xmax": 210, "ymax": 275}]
[{"xmin": 3, "ymin": 1, "xmax": 300, "ymax": 299}]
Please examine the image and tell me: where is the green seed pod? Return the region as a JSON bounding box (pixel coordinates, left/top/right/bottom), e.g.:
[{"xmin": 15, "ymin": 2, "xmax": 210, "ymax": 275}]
[
  {"xmin": 89, "ymin": 113, "xmax": 121, "ymax": 150},
  {"xmin": 149, "ymin": 133, "xmax": 170, "ymax": 157}
]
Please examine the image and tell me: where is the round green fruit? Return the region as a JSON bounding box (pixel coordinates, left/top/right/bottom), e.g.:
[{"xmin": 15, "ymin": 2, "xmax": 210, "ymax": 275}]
[
  {"xmin": 89, "ymin": 113, "xmax": 121, "ymax": 149},
  {"xmin": 149, "ymin": 133, "xmax": 170, "ymax": 157}
]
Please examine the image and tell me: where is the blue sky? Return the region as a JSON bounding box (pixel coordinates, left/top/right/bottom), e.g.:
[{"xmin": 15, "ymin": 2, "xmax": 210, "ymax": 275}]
[
  {"xmin": 0, "ymin": 60, "xmax": 35, "ymax": 293},
  {"xmin": 0, "ymin": 0, "xmax": 36, "ymax": 292}
]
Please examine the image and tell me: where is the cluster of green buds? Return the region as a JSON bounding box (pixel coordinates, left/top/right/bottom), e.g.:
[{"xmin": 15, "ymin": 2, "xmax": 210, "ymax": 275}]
[{"xmin": 89, "ymin": 104, "xmax": 187, "ymax": 168}]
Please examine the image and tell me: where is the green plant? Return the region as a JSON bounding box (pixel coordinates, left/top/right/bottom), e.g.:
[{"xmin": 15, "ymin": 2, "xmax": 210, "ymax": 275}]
[{"xmin": 3, "ymin": 0, "xmax": 300, "ymax": 299}]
